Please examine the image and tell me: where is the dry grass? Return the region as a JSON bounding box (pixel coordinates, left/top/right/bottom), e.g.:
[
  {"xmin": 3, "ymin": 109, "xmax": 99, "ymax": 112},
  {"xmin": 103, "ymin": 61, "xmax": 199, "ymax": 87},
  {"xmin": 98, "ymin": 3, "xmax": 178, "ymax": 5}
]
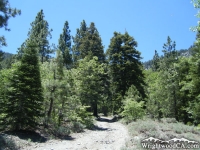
[{"xmin": 121, "ymin": 118, "xmax": 200, "ymax": 150}]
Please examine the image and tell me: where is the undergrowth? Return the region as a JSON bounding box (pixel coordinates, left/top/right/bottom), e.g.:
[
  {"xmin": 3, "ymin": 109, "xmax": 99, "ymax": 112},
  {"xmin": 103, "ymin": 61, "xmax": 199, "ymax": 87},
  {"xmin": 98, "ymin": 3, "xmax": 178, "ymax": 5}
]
[{"xmin": 121, "ymin": 118, "xmax": 200, "ymax": 150}]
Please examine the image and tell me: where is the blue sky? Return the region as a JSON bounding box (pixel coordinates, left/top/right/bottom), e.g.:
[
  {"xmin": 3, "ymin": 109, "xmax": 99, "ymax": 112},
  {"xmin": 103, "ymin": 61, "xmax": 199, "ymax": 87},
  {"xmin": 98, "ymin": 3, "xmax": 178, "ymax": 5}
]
[{"xmin": 1, "ymin": 0, "xmax": 199, "ymax": 62}]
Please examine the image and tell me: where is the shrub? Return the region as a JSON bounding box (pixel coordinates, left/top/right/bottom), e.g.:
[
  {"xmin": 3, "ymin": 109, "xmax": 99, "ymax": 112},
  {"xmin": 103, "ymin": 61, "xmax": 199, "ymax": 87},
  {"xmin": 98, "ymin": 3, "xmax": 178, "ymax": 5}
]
[
  {"xmin": 121, "ymin": 85, "xmax": 145, "ymax": 123},
  {"xmin": 75, "ymin": 106, "xmax": 94, "ymax": 129},
  {"xmin": 55, "ymin": 126, "xmax": 71, "ymax": 137},
  {"xmin": 160, "ymin": 118, "xmax": 177, "ymax": 123},
  {"xmin": 71, "ymin": 122, "xmax": 85, "ymax": 133},
  {"xmin": 121, "ymin": 99, "xmax": 145, "ymax": 123}
]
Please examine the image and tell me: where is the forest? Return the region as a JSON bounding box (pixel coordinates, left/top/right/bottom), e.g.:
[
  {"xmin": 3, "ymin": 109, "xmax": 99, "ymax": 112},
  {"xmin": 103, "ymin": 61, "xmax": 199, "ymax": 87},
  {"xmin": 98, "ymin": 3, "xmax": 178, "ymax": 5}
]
[{"xmin": 1, "ymin": 0, "xmax": 200, "ymax": 141}]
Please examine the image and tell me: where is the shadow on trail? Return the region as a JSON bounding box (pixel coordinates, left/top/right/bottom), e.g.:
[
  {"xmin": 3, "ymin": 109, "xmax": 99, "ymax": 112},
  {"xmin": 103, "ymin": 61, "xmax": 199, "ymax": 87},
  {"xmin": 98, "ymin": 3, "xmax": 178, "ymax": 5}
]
[
  {"xmin": 92, "ymin": 125, "xmax": 109, "ymax": 131},
  {"xmin": 59, "ymin": 135, "xmax": 75, "ymax": 140},
  {"xmin": 3, "ymin": 130, "xmax": 47, "ymax": 143},
  {"xmin": 96, "ymin": 116, "xmax": 119, "ymax": 123},
  {"xmin": 89, "ymin": 116, "xmax": 120, "ymax": 131}
]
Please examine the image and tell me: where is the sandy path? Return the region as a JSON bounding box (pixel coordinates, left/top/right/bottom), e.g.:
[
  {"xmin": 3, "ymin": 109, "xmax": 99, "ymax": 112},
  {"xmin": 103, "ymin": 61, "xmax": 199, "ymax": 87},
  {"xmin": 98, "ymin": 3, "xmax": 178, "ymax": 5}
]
[{"xmin": 24, "ymin": 117, "xmax": 129, "ymax": 150}]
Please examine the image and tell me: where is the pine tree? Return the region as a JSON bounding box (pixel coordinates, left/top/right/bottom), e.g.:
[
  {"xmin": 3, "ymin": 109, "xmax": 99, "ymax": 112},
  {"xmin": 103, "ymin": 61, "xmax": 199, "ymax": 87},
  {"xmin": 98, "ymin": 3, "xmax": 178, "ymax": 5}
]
[
  {"xmin": 186, "ymin": 29, "xmax": 200, "ymax": 124},
  {"xmin": 80, "ymin": 22, "xmax": 105, "ymax": 62},
  {"xmin": 18, "ymin": 10, "xmax": 53, "ymax": 63},
  {"xmin": 40, "ymin": 50, "xmax": 67, "ymax": 126},
  {"xmin": 73, "ymin": 56, "xmax": 105, "ymax": 117},
  {"xmin": 106, "ymin": 31, "xmax": 146, "ymax": 112},
  {"xmin": 0, "ymin": 50, "xmax": 4, "ymax": 69},
  {"xmin": 152, "ymin": 50, "xmax": 160, "ymax": 71},
  {"xmin": 1, "ymin": 40, "xmax": 44, "ymax": 130},
  {"xmin": 72, "ymin": 21, "xmax": 105, "ymax": 63},
  {"xmin": 176, "ymin": 57, "xmax": 193, "ymax": 124},
  {"xmin": 161, "ymin": 36, "xmax": 177, "ymax": 69},
  {"xmin": 72, "ymin": 20, "xmax": 87, "ymax": 62},
  {"xmin": 58, "ymin": 21, "xmax": 72, "ymax": 69}
]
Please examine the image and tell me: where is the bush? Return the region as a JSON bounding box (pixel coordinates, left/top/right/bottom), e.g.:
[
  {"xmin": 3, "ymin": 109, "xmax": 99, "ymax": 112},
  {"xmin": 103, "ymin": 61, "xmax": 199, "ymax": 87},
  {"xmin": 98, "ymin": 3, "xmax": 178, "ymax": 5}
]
[
  {"xmin": 160, "ymin": 118, "xmax": 177, "ymax": 123},
  {"xmin": 55, "ymin": 126, "xmax": 71, "ymax": 137},
  {"xmin": 71, "ymin": 122, "xmax": 85, "ymax": 133},
  {"xmin": 0, "ymin": 134, "xmax": 19, "ymax": 150},
  {"xmin": 75, "ymin": 106, "xmax": 94, "ymax": 129},
  {"xmin": 121, "ymin": 99, "xmax": 145, "ymax": 123}
]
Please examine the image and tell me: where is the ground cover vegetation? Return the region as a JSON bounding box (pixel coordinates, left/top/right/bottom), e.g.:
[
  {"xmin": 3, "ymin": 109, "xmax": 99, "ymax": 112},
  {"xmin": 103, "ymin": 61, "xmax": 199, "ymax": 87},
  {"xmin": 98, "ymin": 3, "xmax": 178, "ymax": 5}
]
[{"xmin": 1, "ymin": 0, "xmax": 200, "ymax": 149}]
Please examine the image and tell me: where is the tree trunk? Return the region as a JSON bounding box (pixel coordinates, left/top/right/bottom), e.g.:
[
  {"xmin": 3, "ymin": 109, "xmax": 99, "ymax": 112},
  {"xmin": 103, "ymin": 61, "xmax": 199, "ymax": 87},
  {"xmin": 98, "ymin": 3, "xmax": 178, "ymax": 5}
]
[{"xmin": 93, "ymin": 101, "xmax": 98, "ymax": 117}]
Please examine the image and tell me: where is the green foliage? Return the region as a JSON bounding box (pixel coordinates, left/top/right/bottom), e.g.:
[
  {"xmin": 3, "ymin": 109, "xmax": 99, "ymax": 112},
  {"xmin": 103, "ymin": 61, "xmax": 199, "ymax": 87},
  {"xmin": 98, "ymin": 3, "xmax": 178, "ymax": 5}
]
[
  {"xmin": 160, "ymin": 36, "xmax": 177, "ymax": 70},
  {"xmin": 73, "ymin": 106, "xmax": 94, "ymax": 129},
  {"xmin": 72, "ymin": 20, "xmax": 87, "ymax": 62},
  {"xmin": 145, "ymin": 69, "xmax": 161, "ymax": 119},
  {"xmin": 152, "ymin": 50, "xmax": 160, "ymax": 71},
  {"xmin": 121, "ymin": 85, "xmax": 145, "ymax": 123},
  {"xmin": 58, "ymin": 21, "xmax": 72, "ymax": 69},
  {"xmin": 0, "ymin": 40, "xmax": 44, "ymax": 130},
  {"xmin": 72, "ymin": 56, "xmax": 106, "ymax": 117},
  {"xmin": 145, "ymin": 37, "xmax": 194, "ymax": 124},
  {"xmin": 72, "ymin": 21, "xmax": 105, "ymax": 63},
  {"xmin": 18, "ymin": 10, "xmax": 53, "ymax": 63},
  {"xmin": 52, "ymin": 125, "xmax": 71, "ymax": 137},
  {"xmin": 0, "ymin": 53, "xmax": 16, "ymax": 69},
  {"xmin": 40, "ymin": 54, "xmax": 95, "ymax": 130},
  {"xmin": 0, "ymin": 65, "xmax": 18, "ymax": 129},
  {"xmin": 106, "ymin": 31, "xmax": 146, "ymax": 112},
  {"xmin": 0, "ymin": 50, "xmax": 4, "ymax": 65},
  {"xmin": 121, "ymin": 100, "xmax": 145, "ymax": 123}
]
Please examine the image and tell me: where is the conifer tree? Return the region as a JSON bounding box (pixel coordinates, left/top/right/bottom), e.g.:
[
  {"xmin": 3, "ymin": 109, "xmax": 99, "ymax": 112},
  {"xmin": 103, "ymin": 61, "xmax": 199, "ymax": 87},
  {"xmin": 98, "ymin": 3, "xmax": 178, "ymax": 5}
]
[
  {"xmin": 186, "ymin": 28, "xmax": 200, "ymax": 124},
  {"xmin": 58, "ymin": 21, "xmax": 72, "ymax": 69},
  {"xmin": 1, "ymin": 40, "xmax": 44, "ymax": 130},
  {"xmin": 73, "ymin": 56, "xmax": 105, "ymax": 117},
  {"xmin": 72, "ymin": 21, "xmax": 105, "ymax": 63},
  {"xmin": 72, "ymin": 20, "xmax": 87, "ymax": 62},
  {"xmin": 106, "ymin": 32, "xmax": 146, "ymax": 112},
  {"xmin": 152, "ymin": 50, "xmax": 160, "ymax": 71},
  {"xmin": 161, "ymin": 36, "xmax": 177, "ymax": 70},
  {"xmin": 80, "ymin": 22, "xmax": 105, "ymax": 62},
  {"xmin": 153, "ymin": 37, "xmax": 179, "ymax": 120},
  {"xmin": 18, "ymin": 10, "xmax": 53, "ymax": 63},
  {"xmin": 0, "ymin": 50, "xmax": 4, "ymax": 69}
]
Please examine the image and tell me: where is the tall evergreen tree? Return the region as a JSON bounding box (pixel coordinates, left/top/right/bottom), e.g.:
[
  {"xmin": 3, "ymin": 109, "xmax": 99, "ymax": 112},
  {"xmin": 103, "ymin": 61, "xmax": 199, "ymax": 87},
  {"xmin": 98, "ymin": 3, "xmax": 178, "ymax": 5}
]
[
  {"xmin": 1, "ymin": 40, "xmax": 44, "ymax": 130},
  {"xmin": 153, "ymin": 36, "xmax": 180, "ymax": 120},
  {"xmin": 161, "ymin": 36, "xmax": 177, "ymax": 69},
  {"xmin": 186, "ymin": 27, "xmax": 200, "ymax": 124},
  {"xmin": 72, "ymin": 21, "xmax": 105, "ymax": 63},
  {"xmin": 152, "ymin": 50, "xmax": 160, "ymax": 71},
  {"xmin": 0, "ymin": 50, "xmax": 4, "ymax": 69},
  {"xmin": 58, "ymin": 21, "xmax": 72, "ymax": 69},
  {"xmin": 80, "ymin": 22, "xmax": 105, "ymax": 62},
  {"xmin": 72, "ymin": 20, "xmax": 87, "ymax": 62},
  {"xmin": 18, "ymin": 10, "xmax": 53, "ymax": 63},
  {"xmin": 106, "ymin": 31, "xmax": 146, "ymax": 112},
  {"xmin": 73, "ymin": 56, "xmax": 105, "ymax": 117}
]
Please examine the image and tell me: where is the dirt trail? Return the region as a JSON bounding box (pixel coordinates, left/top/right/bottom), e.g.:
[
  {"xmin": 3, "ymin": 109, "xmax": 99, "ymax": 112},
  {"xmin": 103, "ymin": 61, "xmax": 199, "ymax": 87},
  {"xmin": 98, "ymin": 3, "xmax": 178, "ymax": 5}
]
[{"xmin": 24, "ymin": 117, "xmax": 129, "ymax": 150}]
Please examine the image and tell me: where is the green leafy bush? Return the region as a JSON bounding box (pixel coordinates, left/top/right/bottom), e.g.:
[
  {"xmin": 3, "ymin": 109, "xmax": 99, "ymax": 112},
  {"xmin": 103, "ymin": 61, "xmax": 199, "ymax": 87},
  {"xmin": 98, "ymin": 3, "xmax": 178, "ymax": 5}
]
[
  {"xmin": 121, "ymin": 99, "xmax": 145, "ymax": 123},
  {"xmin": 121, "ymin": 85, "xmax": 145, "ymax": 123},
  {"xmin": 76, "ymin": 106, "xmax": 94, "ymax": 129}
]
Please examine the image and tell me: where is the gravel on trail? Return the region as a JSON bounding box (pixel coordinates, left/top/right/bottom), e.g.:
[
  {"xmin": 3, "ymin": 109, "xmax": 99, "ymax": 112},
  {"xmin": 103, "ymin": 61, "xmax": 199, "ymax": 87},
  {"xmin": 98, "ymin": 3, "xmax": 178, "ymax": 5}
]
[{"xmin": 23, "ymin": 117, "xmax": 130, "ymax": 150}]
